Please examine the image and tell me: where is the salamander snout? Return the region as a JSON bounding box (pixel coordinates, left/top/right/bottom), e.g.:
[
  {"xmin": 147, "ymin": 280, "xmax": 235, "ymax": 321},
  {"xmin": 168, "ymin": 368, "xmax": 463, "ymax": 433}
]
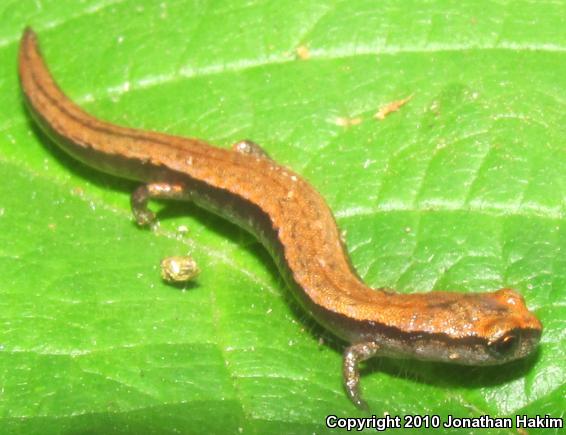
[
  {"xmin": 479, "ymin": 288, "xmax": 542, "ymax": 363},
  {"xmin": 486, "ymin": 326, "xmax": 542, "ymax": 362}
]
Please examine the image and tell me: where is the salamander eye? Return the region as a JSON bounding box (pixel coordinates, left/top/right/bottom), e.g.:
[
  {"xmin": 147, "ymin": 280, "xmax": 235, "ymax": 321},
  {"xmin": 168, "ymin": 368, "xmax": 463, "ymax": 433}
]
[{"xmin": 489, "ymin": 333, "xmax": 519, "ymax": 357}]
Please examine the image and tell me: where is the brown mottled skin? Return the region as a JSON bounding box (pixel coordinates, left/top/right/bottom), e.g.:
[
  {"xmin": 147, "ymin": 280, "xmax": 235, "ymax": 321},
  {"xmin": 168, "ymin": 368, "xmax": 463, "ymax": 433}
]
[{"xmin": 19, "ymin": 28, "xmax": 542, "ymax": 409}]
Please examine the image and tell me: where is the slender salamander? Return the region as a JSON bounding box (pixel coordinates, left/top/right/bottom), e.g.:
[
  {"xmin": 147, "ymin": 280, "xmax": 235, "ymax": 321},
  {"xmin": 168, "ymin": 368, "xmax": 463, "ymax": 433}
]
[{"xmin": 19, "ymin": 28, "xmax": 542, "ymax": 409}]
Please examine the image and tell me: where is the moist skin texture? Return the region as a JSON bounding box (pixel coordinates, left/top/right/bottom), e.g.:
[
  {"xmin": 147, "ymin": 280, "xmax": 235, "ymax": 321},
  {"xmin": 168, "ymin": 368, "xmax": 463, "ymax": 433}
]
[{"xmin": 19, "ymin": 28, "xmax": 543, "ymax": 409}]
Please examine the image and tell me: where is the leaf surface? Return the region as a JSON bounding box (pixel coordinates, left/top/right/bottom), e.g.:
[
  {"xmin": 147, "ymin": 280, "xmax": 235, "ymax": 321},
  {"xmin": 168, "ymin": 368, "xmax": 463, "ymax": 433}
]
[{"xmin": 0, "ymin": 1, "xmax": 564, "ymax": 433}]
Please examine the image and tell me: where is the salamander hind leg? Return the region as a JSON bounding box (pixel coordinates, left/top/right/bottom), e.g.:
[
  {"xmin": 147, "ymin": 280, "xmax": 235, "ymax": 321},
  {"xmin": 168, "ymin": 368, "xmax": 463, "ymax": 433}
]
[
  {"xmin": 343, "ymin": 342, "xmax": 380, "ymax": 410},
  {"xmin": 232, "ymin": 139, "xmax": 272, "ymax": 160},
  {"xmin": 131, "ymin": 183, "xmax": 192, "ymax": 228},
  {"xmin": 131, "ymin": 183, "xmax": 200, "ymax": 285}
]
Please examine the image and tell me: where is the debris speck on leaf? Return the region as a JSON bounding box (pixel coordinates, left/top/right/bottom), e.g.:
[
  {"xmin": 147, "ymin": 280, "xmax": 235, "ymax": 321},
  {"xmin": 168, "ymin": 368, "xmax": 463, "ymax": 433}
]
[
  {"xmin": 374, "ymin": 95, "xmax": 413, "ymax": 120},
  {"xmin": 334, "ymin": 116, "xmax": 362, "ymax": 127},
  {"xmin": 296, "ymin": 45, "xmax": 310, "ymax": 60}
]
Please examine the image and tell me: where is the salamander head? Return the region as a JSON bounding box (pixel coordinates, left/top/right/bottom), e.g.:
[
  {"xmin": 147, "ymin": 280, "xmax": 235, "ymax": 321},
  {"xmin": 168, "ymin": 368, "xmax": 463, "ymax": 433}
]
[{"xmin": 404, "ymin": 288, "xmax": 543, "ymax": 365}]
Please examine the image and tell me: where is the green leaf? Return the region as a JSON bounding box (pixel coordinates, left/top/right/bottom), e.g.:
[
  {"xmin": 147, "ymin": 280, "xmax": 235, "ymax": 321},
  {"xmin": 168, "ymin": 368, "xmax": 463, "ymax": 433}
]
[{"xmin": 1, "ymin": 1, "xmax": 564, "ymax": 433}]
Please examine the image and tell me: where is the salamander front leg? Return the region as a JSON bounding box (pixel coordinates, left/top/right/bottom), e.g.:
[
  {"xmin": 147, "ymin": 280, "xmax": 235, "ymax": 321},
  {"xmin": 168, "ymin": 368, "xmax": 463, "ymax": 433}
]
[
  {"xmin": 131, "ymin": 183, "xmax": 192, "ymax": 228},
  {"xmin": 232, "ymin": 139, "xmax": 272, "ymax": 160},
  {"xmin": 343, "ymin": 342, "xmax": 380, "ymax": 410}
]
